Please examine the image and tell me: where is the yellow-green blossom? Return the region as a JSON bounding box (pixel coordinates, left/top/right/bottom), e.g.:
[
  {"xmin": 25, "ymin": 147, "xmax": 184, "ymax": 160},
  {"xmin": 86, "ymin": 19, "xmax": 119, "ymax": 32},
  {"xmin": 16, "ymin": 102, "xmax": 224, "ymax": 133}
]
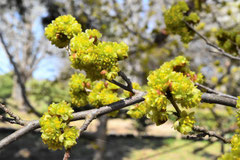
[{"xmin": 45, "ymin": 15, "xmax": 82, "ymax": 48}]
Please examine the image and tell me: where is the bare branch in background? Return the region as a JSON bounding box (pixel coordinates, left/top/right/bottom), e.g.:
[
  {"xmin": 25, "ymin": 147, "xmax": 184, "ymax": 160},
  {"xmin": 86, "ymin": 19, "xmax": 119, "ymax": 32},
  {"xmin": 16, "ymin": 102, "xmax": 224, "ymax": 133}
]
[
  {"xmin": 111, "ymin": 0, "xmax": 153, "ymax": 45},
  {"xmin": 0, "ymin": 32, "xmax": 41, "ymax": 117},
  {"xmin": 192, "ymin": 126, "xmax": 230, "ymax": 143},
  {"xmin": 0, "ymin": 103, "xmax": 26, "ymax": 126},
  {"xmin": 193, "ymin": 141, "xmax": 214, "ymax": 153},
  {"xmin": 184, "ymin": 21, "xmax": 240, "ymax": 61}
]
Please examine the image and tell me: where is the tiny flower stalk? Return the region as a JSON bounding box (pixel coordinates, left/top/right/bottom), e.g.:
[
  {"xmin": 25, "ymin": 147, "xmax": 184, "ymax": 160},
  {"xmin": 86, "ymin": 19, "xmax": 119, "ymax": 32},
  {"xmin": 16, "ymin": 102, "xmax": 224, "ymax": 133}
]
[{"xmin": 166, "ymin": 90, "xmax": 181, "ymax": 117}]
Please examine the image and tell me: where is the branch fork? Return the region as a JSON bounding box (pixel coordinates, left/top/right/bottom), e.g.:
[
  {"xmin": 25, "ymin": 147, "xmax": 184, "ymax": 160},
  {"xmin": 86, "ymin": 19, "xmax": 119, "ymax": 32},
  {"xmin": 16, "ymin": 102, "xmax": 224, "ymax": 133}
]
[{"xmin": 110, "ymin": 71, "xmax": 134, "ymax": 93}]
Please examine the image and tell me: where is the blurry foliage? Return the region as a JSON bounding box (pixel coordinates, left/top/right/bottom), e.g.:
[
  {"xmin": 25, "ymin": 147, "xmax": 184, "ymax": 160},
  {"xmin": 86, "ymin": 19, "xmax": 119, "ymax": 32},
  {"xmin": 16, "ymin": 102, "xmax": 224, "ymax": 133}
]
[
  {"xmin": 216, "ymin": 28, "xmax": 240, "ymax": 56},
  {"xmin": 195, "ymin": 107, "xmax": 235, "ymax": 130},
  {"xmin": 0, "ymin": 73, "xmax": 13, "ymax": 99},
  {"xmin": 27, "ymin": 79, "xmax": 70, "ymax": 112}
]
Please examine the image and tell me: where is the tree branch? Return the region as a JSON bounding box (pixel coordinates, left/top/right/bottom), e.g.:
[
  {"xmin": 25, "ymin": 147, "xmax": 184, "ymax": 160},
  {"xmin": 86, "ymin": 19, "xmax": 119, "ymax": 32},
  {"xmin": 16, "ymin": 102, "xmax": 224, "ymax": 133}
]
[
  {"xmin": 184, "ymin": 21, "xmax": 240, "ymax": 61},
  {"xmin": 201, "ymin": 93, "xmax": 237, "ymax": 108},
  {"xmin": 195, "ymin": 83, "xmax": 237, "ymax": 100},
  {"xmin": 79, "ymin": 112, "xmax": 96, "ymax": 135},
  {"xmin": 0, "ymin": 91, "xmax": 236, "ymax": 150},
  {"xmin": 0, "ymin": 91, "xmax": 145, "ymax": 150}
]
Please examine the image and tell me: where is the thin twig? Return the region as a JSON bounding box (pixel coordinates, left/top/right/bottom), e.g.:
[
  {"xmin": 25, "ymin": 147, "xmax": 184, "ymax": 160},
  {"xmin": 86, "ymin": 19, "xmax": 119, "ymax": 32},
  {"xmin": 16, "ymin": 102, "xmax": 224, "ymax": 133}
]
[
  {"xmin": 79, "ymin": 112, "xmax": 96, "ymax": 135},
  {"xmin": 0, "ymin": 116, "xmax": 21, "ymax": 125},
  {"xmin": 63, "ymin": 149, "xmax": 71, "ymax": 160},
  {"xmin": 186, "ymin": 134, "xmax": 208, "ymax": 141},
  {"xmin": 166, "ymin": 91, "xmax": 181, "ymax": 117},
  {"xmin": 110, "ymin": 80, "xmax": 132, "ymax": 92},
  {"xmin": 109, "ymin": 71, "xmax": 134, "ymax": 93},
  {"xmin": 118, "ymin": 71, "xmax": 133, "ymax": 91},
  {"xmin": 183, "ymin": 21, "xmax": 240, "ymax": 61},
  {"xmin": 208, "ymin": 50, "xmax": 240, "ymax": 61},
  {"xmin": 192, "ymin": 126, "xmax": 230, "ymax": 143},
  {"xmin": 167, "ymin": 91, "xmax": 231, "ymax": 143},
  {"xmin": 111, "ymin": 0, "xmax": 153, "ymax": 45},
  {"xmin": 0, "ymin": 103, "xmax": 26, "ymax": 126}
]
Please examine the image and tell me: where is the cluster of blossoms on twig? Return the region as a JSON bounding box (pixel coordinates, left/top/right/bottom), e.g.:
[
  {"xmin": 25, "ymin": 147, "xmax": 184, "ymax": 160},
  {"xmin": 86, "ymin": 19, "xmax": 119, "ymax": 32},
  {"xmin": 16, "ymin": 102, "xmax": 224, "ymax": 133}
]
[
  {"xmin": 38, "ymin": 2, "xmax": 240, "ymax": 158},
  {"xmin": 43, "ymin": 14, "xmax": 129, "ymax": 150}
]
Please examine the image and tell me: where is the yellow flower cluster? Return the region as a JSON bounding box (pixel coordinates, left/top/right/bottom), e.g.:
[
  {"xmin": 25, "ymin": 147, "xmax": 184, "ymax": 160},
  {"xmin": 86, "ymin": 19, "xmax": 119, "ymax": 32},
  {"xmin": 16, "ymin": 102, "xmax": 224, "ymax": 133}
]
[
  {"xmin": 145, "ymin": 56, "xmax": 201, "ymax": 126},
  {"xmin": 45, "ymin": 15, "xmax": 82, "ymax": 48},
  {"xmin": 125, "ymin": 83, "xmax": 147, "ymax": 119},
  {"xmin": 69, "ymin": 73, "xmax": 91, "ymax": 107},
  {"xmin": 88, "ymin": 81, "xmax": 120, "ymax": 117},
  {"xmin": 88, "ymin": 81, "xmax": 119, "ymax": 106},
  {"xmin": 219, "ymin": 133, "xmax": 240, "ymax": 160},
  {"xmin": 173, "ymin": 111, "xmax": 195, "ymax": 134},
  {"xmin": 39, "ymin": 101, "xmax": 79, "ymax": 150},
  {"xmin": 45, "ymin": 15, "xmax": 129, "ymax": 81},
  {"xmin": 125, "ymin": 56, "xmax": 202, "ymax": 129},
  {"xmin": 216, "ymin": 29, "xmax": 240, "ymax": 56},
  {"xmin": 164, "ymin": 1, "xmax": 200, "ymax": 43},
  {"xmin": 70, "ymin": 32, "xmax": 129, "ymax": 80}
]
